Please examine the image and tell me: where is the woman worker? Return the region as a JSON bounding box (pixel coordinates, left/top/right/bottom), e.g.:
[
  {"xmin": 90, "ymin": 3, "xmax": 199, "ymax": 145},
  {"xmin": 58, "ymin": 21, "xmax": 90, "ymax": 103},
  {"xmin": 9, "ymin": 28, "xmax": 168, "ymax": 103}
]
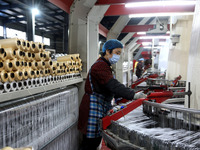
[{"xmin": 78, "ymin": 39, "xmax": 146, "ymax": 150}]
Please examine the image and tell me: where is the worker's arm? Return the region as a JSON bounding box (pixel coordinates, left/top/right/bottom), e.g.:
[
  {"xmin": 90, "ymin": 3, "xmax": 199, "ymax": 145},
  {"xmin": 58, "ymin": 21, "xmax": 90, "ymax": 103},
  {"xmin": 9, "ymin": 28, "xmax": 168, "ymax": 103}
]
[{"xmin": 105, "ymin": 78, "xmax": 135, "ymax": 100}]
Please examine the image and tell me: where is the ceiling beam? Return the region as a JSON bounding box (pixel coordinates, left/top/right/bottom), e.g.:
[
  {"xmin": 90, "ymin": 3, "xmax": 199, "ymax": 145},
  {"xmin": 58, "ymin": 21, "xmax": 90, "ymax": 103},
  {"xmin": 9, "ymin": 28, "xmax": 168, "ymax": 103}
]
[
  {"xmin": 96, "ymin": 0, "xmax": 167, "ymax": 5},
  {"xmin": 48, "ymin": 0, "xmax": 74, "ymax": 14},
  {"xmin": 122, "ymin": 24, "xmax": 170, "ymax": 33},
  {"xmin": 133, "ymin": 33, "xmax": 170, "ymax": 37},
  {"xmin": 0, "ymin": 4, "xmax": 20, "ymax": 10},
  {"xmin": 99, "ymin": 23, "xmax": 109, "ymax": 37},
  {"xmin": 4, "ymin": 0, "xmax": 65, "ymax": 24},
  {"xmin": 104, "ymin": 5, "xmax": 195, "ymax": 16},
  {"xmin": 136, "ymin": 39, "xmax": 166, "ymax": 44}
]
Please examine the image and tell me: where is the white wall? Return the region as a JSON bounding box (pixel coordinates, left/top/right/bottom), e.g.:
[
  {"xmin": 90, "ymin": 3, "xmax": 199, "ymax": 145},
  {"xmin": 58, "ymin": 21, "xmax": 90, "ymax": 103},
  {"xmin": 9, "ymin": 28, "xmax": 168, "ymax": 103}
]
[{"xmin": 166, "ymin": 16, "xmax": 193, "ymax": 80}]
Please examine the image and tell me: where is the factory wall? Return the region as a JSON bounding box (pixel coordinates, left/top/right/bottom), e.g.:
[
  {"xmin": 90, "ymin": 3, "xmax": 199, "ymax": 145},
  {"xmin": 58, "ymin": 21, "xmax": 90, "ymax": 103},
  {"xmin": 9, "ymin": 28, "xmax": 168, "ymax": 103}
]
[
  {"xmin": 166, "ymin": 15, "xmax": 193, "ymax": 81},
  {"xmin": 186, "ymin": 0, "xmax": 200, "ymax": 110}
]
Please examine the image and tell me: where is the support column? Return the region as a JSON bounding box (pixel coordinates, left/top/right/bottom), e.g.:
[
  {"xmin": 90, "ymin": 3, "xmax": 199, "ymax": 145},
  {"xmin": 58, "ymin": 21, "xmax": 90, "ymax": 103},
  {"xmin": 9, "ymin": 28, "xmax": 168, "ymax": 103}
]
[
  {"xmin": 69, "ymin": 0, "xmax": 109, "ymax": 102},
  {"xmin": 107, "ymin": 16, "xmax": 130, "ymax": 83},
  {"xmin": 186, "ymin": 0, "xmax": 200, "ymax": 109},
  {"xmin": 26, "ymin": 10, "xmax": 35, "ymax": 41},
  {"xmin": 63, "ymin": 12, "xmax": 69, "ymax": 53}
]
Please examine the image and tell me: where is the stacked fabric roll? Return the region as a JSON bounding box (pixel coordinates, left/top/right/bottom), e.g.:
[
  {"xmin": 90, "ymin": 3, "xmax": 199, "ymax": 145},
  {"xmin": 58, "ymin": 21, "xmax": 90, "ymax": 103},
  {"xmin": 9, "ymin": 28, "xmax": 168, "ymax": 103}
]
[
  {"xmin": 57, "ymin": 53, "xmax": 82, "ymax": 74},
  {"xmin": 0, "ymin": 38, "xmax": 82, "ymax": 93},
  {"xmin": 0, "ymin": 146, "xmax": 32, "ymax": 150}
]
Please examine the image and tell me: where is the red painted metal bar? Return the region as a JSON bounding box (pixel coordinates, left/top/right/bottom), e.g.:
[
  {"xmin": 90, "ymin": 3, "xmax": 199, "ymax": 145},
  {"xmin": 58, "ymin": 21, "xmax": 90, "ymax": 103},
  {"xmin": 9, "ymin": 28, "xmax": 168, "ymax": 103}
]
[
  {"xmin": 96, "ymin": 0, "xmax": 189, "ymax": 5},
  {"xmin": 48, "ymin": 0, "xmax": 74, "ymax": 14},
  {"xmin": 122, "ymin": 24, "xmax": 170, "ymax": 33},
  {"xmin": 99, "ymin": 24, "xmax": 109, "ymax": 37},
  {"xmin": 102, "ymin": 90, "xmax": 174, "ymax": 130},
  {"xmin": 133, "ymin": 33, "xmax": 170, "ymax": 37},
  {"xmin": 102, "ymin": 98, "xmax": 146, "ymax": 130},
  {"xmin": 131, "ymin": 74, "xmax": 158, "ymax": 88},
  {"xmin": 104, "ymin": 5, "xmax": 195, "ymax": 16}
]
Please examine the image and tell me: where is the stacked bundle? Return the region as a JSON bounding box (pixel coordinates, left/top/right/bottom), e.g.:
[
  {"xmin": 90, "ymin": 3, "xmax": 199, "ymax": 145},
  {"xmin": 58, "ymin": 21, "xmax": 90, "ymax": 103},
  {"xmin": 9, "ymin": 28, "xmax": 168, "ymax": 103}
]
[
  {"xmin": 56, "ymin": 53, "xmax": 82, "ymax": 74},
  {"xmin": 0, "ymin": 38, "xmax": 82, "ymax": 93}
]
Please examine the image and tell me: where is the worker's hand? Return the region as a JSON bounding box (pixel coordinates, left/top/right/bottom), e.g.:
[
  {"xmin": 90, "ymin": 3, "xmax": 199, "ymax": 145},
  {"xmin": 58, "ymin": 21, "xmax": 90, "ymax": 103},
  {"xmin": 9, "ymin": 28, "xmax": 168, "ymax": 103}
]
[{"xmin": 134, "ymin": 92, "xmax": 147, "ymax": 100}]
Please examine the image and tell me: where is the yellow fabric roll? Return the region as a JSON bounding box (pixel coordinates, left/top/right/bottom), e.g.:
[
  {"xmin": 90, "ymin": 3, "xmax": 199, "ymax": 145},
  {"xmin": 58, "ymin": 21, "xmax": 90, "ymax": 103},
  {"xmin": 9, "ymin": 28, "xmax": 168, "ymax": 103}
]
[
  {"xmin": 43, "ymin": 51, "xmax": 51, "ymax": 61},
  {"xmin": 34, "ymin": 42, "xmax": 42, "ymax": 52},
  {"xmin": 14, "ymin": 70, "xmax": 23, "ymax": 81},
  {"xmin": 57, "ymin": 55, "xmax": 73, "ymax": 62},
  {"xmin": 39, "ymin": 70, "xmax": 44, "ymax": 77},
  {"xmin": 71, "ymin": 53, "xmax": 80, "ymax": 61},
  {"xmin": 30, "ymin": 61, "xmax": 38, "ymax": 70},
  {"xmin": 4, "ymin": 48, "xmax": 15, "ymax": 60},
  {"xmin": 41, "ymin": 43, "xmax": 45, "ymax": 51},
  {"xmin": 25, "ymin": 40, "xmax": 30, "ymax": 51},
  {"xmin": 4, "ymin": 60, "xmax": 13, "ymax": 72},
  {"xmin": 45, "ymin": 60, "xmax": 53, "ymax": 68},
  {"xmin": 11, "ymin": 59, "xmax": 20, "ymax": 71},
  {"xmin": 14, "ymin": 49, "xmax": 24, "ymax": 60},
  {"xmin": 30, "ymin": 41, "xmax": 36, "ymax": 52},
  {"xmin": 0, "ymin": 70, "xmax": 8, "ymax": 83},
  {"xmin": 20, "ymin": 39, "xmax": 26, "ymax": 50},
  {"xmin": 1, "ymin": 146, "xmax": 14, "ymax": 150},
  {"xmin": 8, "ymin": 72, "xmax": 15, "ymax": 82},
  {"xmin": 0, "ymin": 61, "xmax": 4, "ymax": 71},
  {"xmin": 24, "ymin": 52, "xmax": 32, "ymax": 61},
  {"xmin": 22, "ymin": 69, "xmax": 28, "ymax": 80},
  {"xmin": 0, "ymin": 38, "xmax": 21, "ymax": 49},
  {"xmin": 34, "ymin": 52, "xmax": 43, "ymax": 61},
  {"xmin": 37, "ymin": 61, "xmax": 45, "ymax": 69},
  {"xmin": 49, "ymin": 67, "xmax": 55, "ymax": 75},
  {"xmin": 0, "ymin": 48, "xmax": 6, "ymax": 60},
  {"xmin": 26, "ymin": 68, "xmax": 34, "ymax": 79},
  {"xmin": 34, "ymin": 70, "xmax": 40, "ymax": 78},
  {"xmin": 53, "ymin": 61, "xmax": 59, "ymax": 69}
]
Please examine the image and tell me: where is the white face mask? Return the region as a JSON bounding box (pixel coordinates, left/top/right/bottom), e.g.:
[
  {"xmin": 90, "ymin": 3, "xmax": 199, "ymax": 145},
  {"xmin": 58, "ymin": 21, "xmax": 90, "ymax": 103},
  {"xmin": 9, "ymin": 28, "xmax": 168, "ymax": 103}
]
[{"xmin": 109, "ymin": 54, "xmax": 120, "ymax": 64}]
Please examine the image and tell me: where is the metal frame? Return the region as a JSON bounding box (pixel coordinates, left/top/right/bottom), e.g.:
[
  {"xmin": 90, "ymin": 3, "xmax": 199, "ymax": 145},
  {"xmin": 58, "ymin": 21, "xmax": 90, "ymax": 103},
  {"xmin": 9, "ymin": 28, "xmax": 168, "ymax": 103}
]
[{"xmin": 0, "ymin": 77, "xmax": 83, "ymax": 103}]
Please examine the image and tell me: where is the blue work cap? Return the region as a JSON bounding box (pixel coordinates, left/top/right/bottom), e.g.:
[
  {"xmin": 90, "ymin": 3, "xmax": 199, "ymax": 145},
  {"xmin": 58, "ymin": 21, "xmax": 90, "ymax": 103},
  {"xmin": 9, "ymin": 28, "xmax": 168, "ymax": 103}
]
[{"xmin": 102, "ymin": 39, "xmax": 123, "ymax": 53}]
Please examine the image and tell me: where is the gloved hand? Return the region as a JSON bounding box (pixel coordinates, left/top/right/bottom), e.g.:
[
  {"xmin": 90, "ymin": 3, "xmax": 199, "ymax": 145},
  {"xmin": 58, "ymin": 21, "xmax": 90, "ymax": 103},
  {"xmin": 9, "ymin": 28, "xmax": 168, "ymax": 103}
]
[{"xmin": 134, "ymin": 92, "xmax": 147, "ymax": 100}]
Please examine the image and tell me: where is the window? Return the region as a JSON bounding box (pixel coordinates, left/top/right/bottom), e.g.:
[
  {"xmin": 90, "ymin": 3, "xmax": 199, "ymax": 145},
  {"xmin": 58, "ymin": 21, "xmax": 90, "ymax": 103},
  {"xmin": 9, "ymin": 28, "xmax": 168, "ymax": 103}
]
[
  {"xmin": 6, "ymin": 28, "xmax": 26, "ymax": 40},
  {"xmin": 0, "ymin": 26, "xmax": 3, "ymax": 37},
  {"xmin": 44, "ymin": 37, "xmax": 50, "ymax": 46},
  {"xmin": 34, "ymin": 35, "xmax": 42, "ymax": 43}
]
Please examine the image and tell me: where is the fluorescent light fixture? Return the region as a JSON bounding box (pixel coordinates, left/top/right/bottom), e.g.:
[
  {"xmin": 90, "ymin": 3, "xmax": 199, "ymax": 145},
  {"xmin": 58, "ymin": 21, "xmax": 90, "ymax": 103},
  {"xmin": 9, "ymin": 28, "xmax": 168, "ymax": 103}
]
[
  {"xmin": 142, "ymin": 42, "xmax": 152, "ymax": 45},
  {"xmin": 137, "ymin": 32, "xmax": 146, "ymax": 35},
  {"xmin": 143, "ymin": 47, "xmax": 152, "ymax": 49},
  {"xmin": 129, "ymin": 12, "xmax": 194, "ymax": 18},
  {"xmin": 139, "ymin": 36, "xmax": 170, "ymax": 39},
  {"xmin": 159, "ymin": 42, "xmax": 167, "ymax": 45},
  {"xmin": 125, "ymin": 1, "xmax": 196, "ymax": 7},
  {"xmin": 32, "ymin": 8, "xmax": 40, "ymax": 15}
]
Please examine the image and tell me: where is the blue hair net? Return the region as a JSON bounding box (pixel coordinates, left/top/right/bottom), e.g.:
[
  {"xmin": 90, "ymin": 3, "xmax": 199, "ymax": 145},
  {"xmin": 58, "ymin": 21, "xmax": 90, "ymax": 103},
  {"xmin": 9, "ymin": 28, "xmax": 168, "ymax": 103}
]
[{"xmin": 102, "ymin": 39, "xmax": 123, "ymax": 53}]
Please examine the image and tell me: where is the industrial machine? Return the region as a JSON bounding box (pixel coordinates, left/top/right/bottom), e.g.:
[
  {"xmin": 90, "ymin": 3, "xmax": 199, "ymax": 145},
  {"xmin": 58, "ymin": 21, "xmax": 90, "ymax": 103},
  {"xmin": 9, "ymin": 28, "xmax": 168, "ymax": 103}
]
[{"xmin": 101, "ymin": 79, "xmax": 191, "ymax": 150}]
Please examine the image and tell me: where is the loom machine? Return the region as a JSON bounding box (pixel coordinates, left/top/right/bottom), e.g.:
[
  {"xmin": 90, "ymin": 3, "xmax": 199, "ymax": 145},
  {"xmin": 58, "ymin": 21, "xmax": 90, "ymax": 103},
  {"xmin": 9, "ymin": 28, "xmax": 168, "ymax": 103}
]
[
  {"xmin": 0, "ymin": 38, "xmax": 83, "ymax": 150},
  {"xmin": 101, "ymin": 73, "xmax": 191, "ymax": 150}
]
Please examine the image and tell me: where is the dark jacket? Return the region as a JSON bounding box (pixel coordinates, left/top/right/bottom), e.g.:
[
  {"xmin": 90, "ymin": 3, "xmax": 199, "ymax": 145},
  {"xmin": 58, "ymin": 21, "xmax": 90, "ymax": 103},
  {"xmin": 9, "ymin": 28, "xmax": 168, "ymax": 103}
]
[{"xmin": 78, "ymin": 57, "xmax": 135, "ymax": 134}]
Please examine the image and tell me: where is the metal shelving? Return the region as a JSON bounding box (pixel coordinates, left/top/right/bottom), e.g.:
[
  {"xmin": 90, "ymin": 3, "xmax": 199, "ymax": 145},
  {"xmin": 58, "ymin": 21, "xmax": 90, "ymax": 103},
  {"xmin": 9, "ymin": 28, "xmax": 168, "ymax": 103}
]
[{"xmin": 0, "ymin": 77, "xmax": 83, "ymax": 103}]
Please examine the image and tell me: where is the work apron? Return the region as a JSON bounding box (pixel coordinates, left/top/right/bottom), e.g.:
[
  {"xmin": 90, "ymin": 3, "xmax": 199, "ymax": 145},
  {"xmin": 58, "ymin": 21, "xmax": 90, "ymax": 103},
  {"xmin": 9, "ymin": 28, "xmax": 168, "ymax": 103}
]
[{"xmin": 86, "ymin": 60, "xmax": 112, "ymax": 138}]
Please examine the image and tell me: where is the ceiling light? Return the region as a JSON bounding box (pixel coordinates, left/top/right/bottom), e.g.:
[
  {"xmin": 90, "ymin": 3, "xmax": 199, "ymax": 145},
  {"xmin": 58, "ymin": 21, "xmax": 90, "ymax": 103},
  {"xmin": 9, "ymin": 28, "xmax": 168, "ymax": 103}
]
[
  {"xmin": 142, "ymin": 42, "xmax": 152, "ymax": 45},
  {"xmin": 139, "ymin": 36, "xmax": 170, "ymax": 39},
  {"xmin": 129, "ymin": 12, "xmax": 194, "ymax": 18},
  {"xmin": 143, "ymin": 47, "xmax": 152, "ymax": 49},
  {"xmin": 125, "ymin": 1, "xmax": 196, "ymax": 7},
  {"xmin": 137, "ymin": 32, "xmax": 146, "ymax": 35},
  {"xmin": 32, "ymin": 8, "xmax": 40, "ymax": 16}
]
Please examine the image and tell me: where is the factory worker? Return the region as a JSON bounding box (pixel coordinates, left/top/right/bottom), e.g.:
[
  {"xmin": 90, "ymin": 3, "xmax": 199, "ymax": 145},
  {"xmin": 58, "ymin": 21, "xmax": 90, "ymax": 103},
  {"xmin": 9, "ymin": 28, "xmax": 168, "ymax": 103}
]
[{"xmin": 78, "ymin": 39, "xmax": 146, "ymax": 150}]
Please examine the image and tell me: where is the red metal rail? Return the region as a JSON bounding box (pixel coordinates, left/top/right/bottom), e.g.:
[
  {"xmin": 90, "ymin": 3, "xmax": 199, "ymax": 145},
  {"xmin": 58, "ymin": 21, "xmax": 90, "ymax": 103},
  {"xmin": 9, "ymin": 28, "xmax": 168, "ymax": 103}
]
[{"xmin": 102, "ymin": 91, "xmax": 173, "ymax": 130}]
